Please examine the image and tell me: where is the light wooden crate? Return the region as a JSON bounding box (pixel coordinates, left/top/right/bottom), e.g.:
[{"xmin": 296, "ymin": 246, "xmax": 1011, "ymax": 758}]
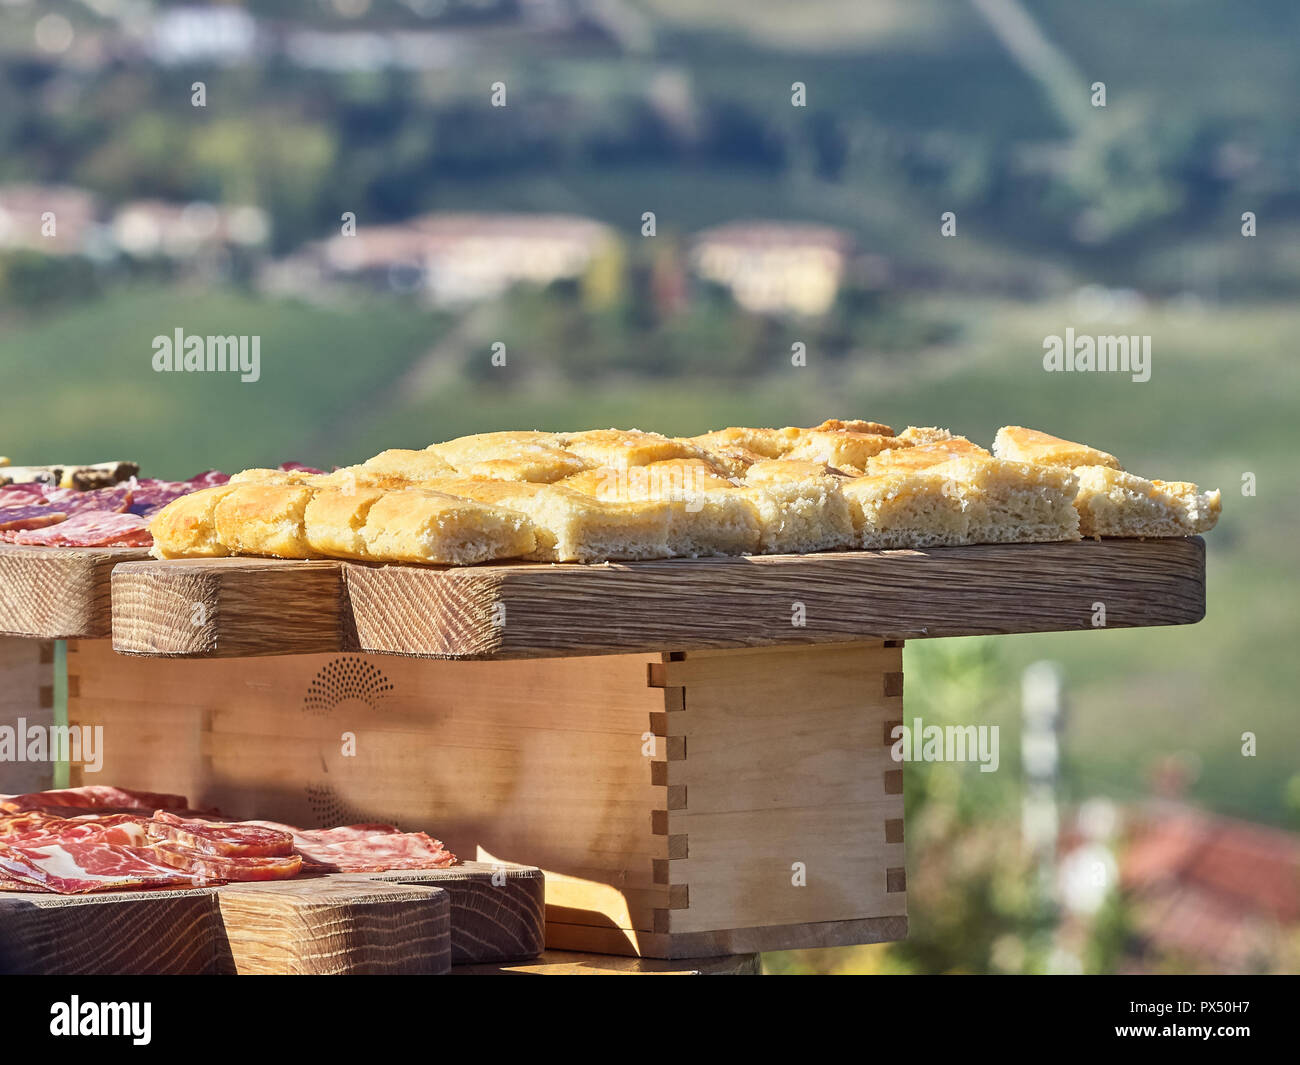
[
  {"xmin": 68, "ymin": 638, "xmax": 905, "ymax": 958},
  {"xmin": 0, "ymin": 636, "xmax": 56, "ymax": 795}
]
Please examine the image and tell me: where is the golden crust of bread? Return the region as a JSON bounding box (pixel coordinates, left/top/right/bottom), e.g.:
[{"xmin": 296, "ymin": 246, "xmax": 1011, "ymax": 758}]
[
  {"xmin": 213, "ymin": 484, "xmax": 317, "ymax": 559},
  {"xmin": 149, "ymin": 484, "xmax": 237, "ymax": 559},
  {"xmin": 841, "ymin": 469, "xmax": 968, "ymax": 549},
  {"xmin": 689, "ymin": 427, "xmax": 798, "ymax": 460},
  {"xmin": 421, "ymin": 476, "xmax": 674, "ymax": 562},
  {"xmin": 810, "ymin": 418, "xmax": 895, "ymax": 437},
  {"xmin": 359, "ymin": 488, "xmax": 536, "ymax": 565},
  {"xmin": 993, "ymin": 426, "xmax": 1122, "ymax": 470},
  {"xmin": 780, "ymin": 429, "xmax": 896, "ymax": 474},
  {"xmin": 558, "ymin": 429, "xmax": 704, "ymax": 470},
  {"xmin": 430, "ymin": 434, "xmax": 588, "ymax": 483},
  {"xmin": 359, "ymin": 449, "xmax": 457, "ymax": 482},
  {"xmin": 1074, "ymin": 467, "xmax": 1220, "ymax": 538},
  {"xmin": 303, "ymin": 487, "xmax": 387, "ymax": 560},
  {"xmin": 927, "ymin": 456, "xmax": 1080, "ymax": 544},
  {"xmin": 559, "ymin": 461, "xmax": 759, "ymax": 557},
  {"xmin": 866, "ymin": 438, "xmax": 990, "ymax": 474}
]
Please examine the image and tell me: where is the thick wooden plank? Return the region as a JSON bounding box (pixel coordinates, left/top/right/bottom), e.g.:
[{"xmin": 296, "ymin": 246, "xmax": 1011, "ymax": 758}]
[
  {"xmin": 107, "ymin": 538, "xmax": 1205, "ymax": 659},
  {"xmin": 214, "ymin": 876, "xmax": 450, "ymax": 975},
  {"xmin": 454, "ymin": 949, "xmax": 761, "ymax": 975},
  {"xmin": 0, "ymin": 887, "xmax": 225, "ymax": 975},
  {"xmin": 0, "ymin": 874, "xmax": 451, "ymax": 975},
  {"xmin": 346, "ymin": 538, "xmax": 1204, "ymax": 658},
  {"xmin": 0, "ymin": 638, "xmax": 55, "ymax": 794},
  {"xmin": 0, "ymin": 544, "xmax": 148, "ymax": 639},
  {"xmin": 365, "ymin": 861, "xmax": 545, "ymax": 964},
  {"xmin": 111, "ymin": 558, "xmax": 345, "ymax": 658}
]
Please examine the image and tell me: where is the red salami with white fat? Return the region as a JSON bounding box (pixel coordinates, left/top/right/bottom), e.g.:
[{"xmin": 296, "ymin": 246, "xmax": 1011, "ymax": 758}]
[{"xmin": 12, "ymin": 511, "xmax": 152, "ymax": 547}]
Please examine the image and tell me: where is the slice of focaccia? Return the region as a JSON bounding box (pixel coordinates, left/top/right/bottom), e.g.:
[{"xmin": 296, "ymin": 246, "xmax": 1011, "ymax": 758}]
[
  {"xmin": 841, "ymin": 469, "xmax": 969, "ymax": 549},
  {"xmin": 149, "ymin": 484, "xmax": 238, "ymax": 558},
  {"xmin": 926, "ymin": 457, "xmax": 1081, "ymax": 545},
  {"xmin": 357, "ymin": 488, "xmax": 537, "ymax": 565},
  {"xmin": 421, "ymin": 477, "xmax": 674, "ymax": 562},
  {"xmin": 992, "ymin": 426, "xmax": 1122, "ymax": 470},
  {"xmin": 560, "ymin": 459, "xmax": 761, "ymax": 557},
  {"xmin": 212, "ymin": 484, "xmax": 318, "ymax": 558},
  {"xmin": 430, "ymin": 431, "xmax": 589, "ymax": 483},
  {"xmin": 741, "ymin": 459, "xmax": 855, "ymax": 554},
  {"xmin": 866, "ymin": 436, "xmax": 990, "ymax": 475},
  {"xmin": 1072, "ymin": 466, "xmax": 1221, "ymax": 538}
]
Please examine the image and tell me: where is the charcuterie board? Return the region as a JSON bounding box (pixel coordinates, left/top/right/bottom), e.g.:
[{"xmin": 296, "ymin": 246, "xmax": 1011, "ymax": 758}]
[
  {"xmin": 106, "ymin": 537, "xmax": 1205, "ymax": 660},
  {"xmin": 0, "ymin": 860, "xmax": 543, "ymax": 975}
]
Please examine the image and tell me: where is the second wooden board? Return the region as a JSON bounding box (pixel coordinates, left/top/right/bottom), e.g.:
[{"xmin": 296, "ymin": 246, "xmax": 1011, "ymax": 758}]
[{"xmin": 110, "ymin": 537, "xmax": 1206, "ymax": 659}]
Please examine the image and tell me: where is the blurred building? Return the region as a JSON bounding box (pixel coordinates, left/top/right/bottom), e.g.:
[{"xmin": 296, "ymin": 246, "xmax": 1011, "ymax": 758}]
[
  {"xmin": 111, "ymin": 200, "xmax": 270, "ymax": 259},
  {"xmin": 1119, "ymin": 802, "xmax": 1300, "ymax": 973},
  {"xmin": 0, "ymin": 184, "xmax": 100, "ymax": 256},
  {"xmin": 690, "ymin": 221, "xmax": 853, "ymax": 317},
  {"xmin": 295, "ymin": 211, "xmax": 619, "ymax": 307}
]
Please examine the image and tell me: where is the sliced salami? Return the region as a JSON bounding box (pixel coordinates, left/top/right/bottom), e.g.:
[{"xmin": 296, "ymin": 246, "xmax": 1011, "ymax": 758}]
[
  {"xmin": 12, "ymin": 511, "xmax": 151, "ymax": 547},
  {"xmin": 0, "ymin": 506, "xmax": 66, "ymax": 532}
]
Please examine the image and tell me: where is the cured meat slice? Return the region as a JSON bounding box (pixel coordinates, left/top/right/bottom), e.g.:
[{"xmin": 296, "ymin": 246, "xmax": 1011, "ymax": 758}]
[
  {"xmin": 0, "ymin": 785, "xmax": 190, "ymax": 814},
  {"xmin": 0, "ymin": 811, "xmax": 60, "ymax": 837},
  {"xmin": 294, "ymin": 831, "xmax": 456, "ymax": 873},
  {"xmin": 0, "ymin": 840, "xmax": 204, "ymax": 893},
  {"xmin": 146, "ymin": 811, "xmax": 294, "ymax": 858},
  {"xmin": 0, "ymin": 506, "xmax": 66, "ymax": 531},
  {"xmin": 44, "ymin": 483, "xmax": 134, "ymax": 515},
  {"xmin": 243, "ymin": 820, "xmax": 401, "ymax": 846},
  {"xmin": 149, "ymin": 842, "xmax": 302, "ymax": 881},
  {"xmin": 12, "ymin": 511, "xmax": 152, "ymax": 547},
  {"xmin": 187, "ymin": 470, "xmax": 232, "ymax": 488},
  {"xmin": 6, "ymin": 814, "xmax": 151, "ymax": 848}
]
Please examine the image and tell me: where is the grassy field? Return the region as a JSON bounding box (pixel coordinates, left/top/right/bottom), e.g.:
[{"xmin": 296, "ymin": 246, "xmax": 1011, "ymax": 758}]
[{"xmin": 2, "ymin": 284, "xmax": 1294, "ymax": 823}]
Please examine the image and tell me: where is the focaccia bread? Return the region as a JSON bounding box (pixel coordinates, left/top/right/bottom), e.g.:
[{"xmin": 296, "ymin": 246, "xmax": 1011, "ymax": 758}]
[
  {"xmin": 149, "ymin": 484, "xmax": 237, "ymax": 558},
  {"xmin": 421, "ymin": 476, "xmax": 674, "ymax": 562},
  {"xmin": 741, "ymin": 460, "xmax": 855, "ymax": 554},
  {"xmin": 992, "ymin": 426, "xmax": 1122, "ymax": 470},
  {"xmin": 842, "ymin": 469, "xmax": 968, "ymax": 549},
  {"xmin": 430, "ymin": 431, "xmax": 589, "ymax": 483},
  {"xmin": 357, "ymin": 488, "xmax": 536, "ymax": 565},
  {"xmin": 148, "ymin": 417, "xmax": 1220, "ymax": 565},
  {"xmin": 212, "ymin": 484, "xmax": 317, "ymax": 558},
  {"xmin": 926, "ymin": 457, "xmax": 1080, "ymax": 544},
  {"xmin": 1072, "ymin": 467, "xmax": 1221, "ymax": 538},
  {"xmin": 560, "ymin": 459, "xmax": 761, "ymax": 557}
]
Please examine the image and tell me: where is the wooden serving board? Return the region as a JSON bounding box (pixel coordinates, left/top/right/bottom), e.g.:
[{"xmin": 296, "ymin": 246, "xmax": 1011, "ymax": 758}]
[
  {"xmin": 0, "ymin": 544, "xmax": 149, "ymax": 639},
  {"xmin": 0, "ymin": 873, "xmax": 451, "ymax": 975},
  {"xmin": 0, "ymin": 860, "xmax": 543, "ymax": 975},
  {"xmin": 109, "ymin": 538, "xmax": 1206, "ymax": 660}
]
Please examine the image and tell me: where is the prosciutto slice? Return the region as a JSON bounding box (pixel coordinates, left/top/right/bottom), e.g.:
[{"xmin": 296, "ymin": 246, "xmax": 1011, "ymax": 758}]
[
  {"xmin": 146, "ymin": 811, "xmax": 294, "ymax": 858},
  {"xmin": 0, "ymin": 840, "xmax": 204, "ymax": 893},
  {"xmin": 294, "ymin": 831, "xmax": 456, "ymax": 873},
  {"xmin": 5, "ymin": 814, "xmax": 151, "ymax": 848},
  {"xmin": 0, "ymin": 785, "xmax": 190, "ymax": 814},
  {"xmin": 149, "ymin": 842, "xmax": 302, "ymax": 881}
]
